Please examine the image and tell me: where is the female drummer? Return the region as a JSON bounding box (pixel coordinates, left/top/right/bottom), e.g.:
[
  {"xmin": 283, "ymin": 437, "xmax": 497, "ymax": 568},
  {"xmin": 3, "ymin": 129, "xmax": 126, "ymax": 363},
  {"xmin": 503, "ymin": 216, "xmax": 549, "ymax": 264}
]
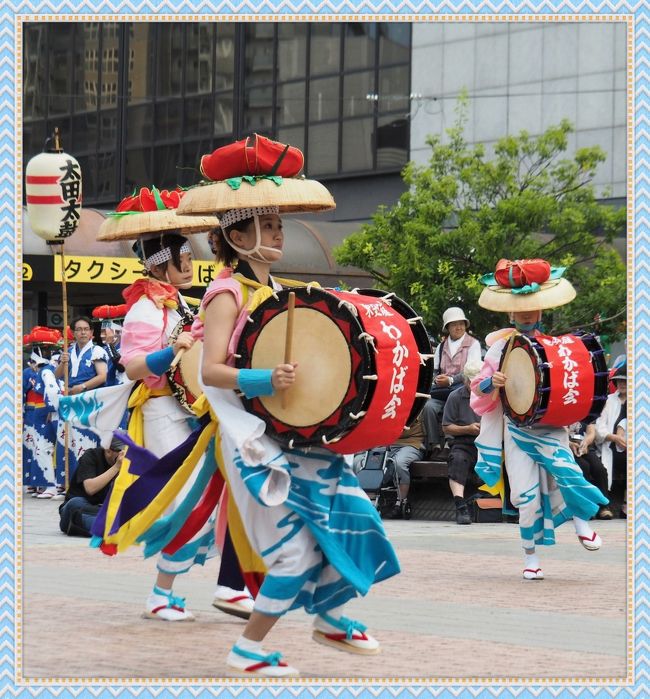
[
  {"xmin": 108, "ymin": 191, "xmax": 252, "ymax": 622},
  {"xmin": 194, "ymin": 206, "xmax": 400, "ymax": 677},
  {"xmin": 470, "ymin": 259, "xmax": 608, "ymax": 581}
]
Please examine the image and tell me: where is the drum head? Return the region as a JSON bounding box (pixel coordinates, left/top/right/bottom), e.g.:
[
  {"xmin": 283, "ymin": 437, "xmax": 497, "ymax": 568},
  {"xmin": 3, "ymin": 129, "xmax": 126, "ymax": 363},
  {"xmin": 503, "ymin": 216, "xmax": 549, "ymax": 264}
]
[
  {"xmin": 502, "ymin": 346, "xmax": 538, "ymax": 415},
  {"xmin": 254, "ymin": 307, "xmax": 352, "ymax": 427},
  {"xmin": 236, "ymin": 287, "xmax": 373, "ymax": 448},
  {"xmin": 356, "ymin": 288, "xmax": 434, "ymax": 426}
]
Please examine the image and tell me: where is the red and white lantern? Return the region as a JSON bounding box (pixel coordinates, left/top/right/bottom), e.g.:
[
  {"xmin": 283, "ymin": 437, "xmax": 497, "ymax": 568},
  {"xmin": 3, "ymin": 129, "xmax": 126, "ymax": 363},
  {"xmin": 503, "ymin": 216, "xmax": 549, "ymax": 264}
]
[{"xmin": 25, "ymin": 129, "xmax": 82, "ymax": 242}]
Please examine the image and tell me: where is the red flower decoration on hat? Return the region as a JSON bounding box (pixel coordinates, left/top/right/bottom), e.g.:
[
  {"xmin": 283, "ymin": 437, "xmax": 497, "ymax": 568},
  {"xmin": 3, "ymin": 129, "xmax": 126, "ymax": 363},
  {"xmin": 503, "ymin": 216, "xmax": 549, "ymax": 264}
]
[
  {"xmin": 494, "ymin": 259, "xmax": 551, "ymax": 289},
  {"xmin": 92, "ymin": 304, "xmax": 128, "ymax": 320},
  {"xmin": 115, "ymin": 186, "xmax": 183, "ymax": 213},
  {"xmin": 25, "ymin": 326, "xmax": 63, "ymax": 346}
]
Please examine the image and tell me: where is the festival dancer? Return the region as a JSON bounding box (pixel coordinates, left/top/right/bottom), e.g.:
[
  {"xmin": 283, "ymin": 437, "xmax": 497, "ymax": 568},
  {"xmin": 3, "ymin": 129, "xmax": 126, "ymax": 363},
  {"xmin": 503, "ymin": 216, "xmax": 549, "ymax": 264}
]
[
  {"xmin": 470, "ymin": 259, "xmax": 608, "ymax": 581},
  {"xmin": 182, "ymin": 141, "xmax": 400, "ymax": 676},
  {"xmin": 95, "ymin": 186, "xmax": 253, "ymax": 621}
]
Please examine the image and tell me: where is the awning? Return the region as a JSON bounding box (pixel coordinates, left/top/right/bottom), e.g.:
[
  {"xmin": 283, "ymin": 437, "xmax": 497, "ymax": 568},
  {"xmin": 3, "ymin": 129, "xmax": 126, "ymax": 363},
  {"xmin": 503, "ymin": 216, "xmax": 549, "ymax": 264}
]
[{"xmin": 22, "ymin": 207, "xmax": 374, "ymax": 288}]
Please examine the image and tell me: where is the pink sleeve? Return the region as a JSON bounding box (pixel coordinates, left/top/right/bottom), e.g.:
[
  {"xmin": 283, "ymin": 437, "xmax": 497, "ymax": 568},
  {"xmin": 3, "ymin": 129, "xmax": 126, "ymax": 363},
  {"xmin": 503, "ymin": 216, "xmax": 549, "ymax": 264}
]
[
  {"xmin": 469, "ymin": 342, "xmax": 504, "ymax": 415},
  {"xmin": 119, "ymin": 299, "xmax": 166, "ymax": 367},
  {"xmin": 191, "ymin": 277, "xmax": 243, "ymax": 341}
]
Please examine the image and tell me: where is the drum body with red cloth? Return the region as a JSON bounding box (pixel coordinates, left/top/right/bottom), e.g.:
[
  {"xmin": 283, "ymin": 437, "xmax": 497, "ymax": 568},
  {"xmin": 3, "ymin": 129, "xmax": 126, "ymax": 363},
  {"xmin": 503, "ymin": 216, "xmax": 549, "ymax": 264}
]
[
  {"xmin": 499, "ymin": 332, "xmax": 609, "ymax": 428},
  {"xmin": 235, "ymin": 287, "xmax": 433, "ymax": 453},
  {"xmin": 166, "ymin": 319, "xmax": 202, "ymax": 415}
]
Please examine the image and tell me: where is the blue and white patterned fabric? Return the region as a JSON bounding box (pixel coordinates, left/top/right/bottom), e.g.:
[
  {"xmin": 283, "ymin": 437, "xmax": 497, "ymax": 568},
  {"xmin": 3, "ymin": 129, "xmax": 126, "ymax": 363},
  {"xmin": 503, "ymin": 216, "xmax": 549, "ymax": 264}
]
[{"xmin": 202, "ymin": 382, "xmax": 400, "ymax": 617}]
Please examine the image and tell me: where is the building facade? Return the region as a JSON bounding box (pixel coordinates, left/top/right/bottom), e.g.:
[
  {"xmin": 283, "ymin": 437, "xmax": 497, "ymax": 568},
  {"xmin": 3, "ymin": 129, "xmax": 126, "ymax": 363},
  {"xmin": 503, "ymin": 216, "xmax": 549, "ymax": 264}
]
[{"xmin": 22, "ymin": 19, "xmax": 627, "ymax": 334}]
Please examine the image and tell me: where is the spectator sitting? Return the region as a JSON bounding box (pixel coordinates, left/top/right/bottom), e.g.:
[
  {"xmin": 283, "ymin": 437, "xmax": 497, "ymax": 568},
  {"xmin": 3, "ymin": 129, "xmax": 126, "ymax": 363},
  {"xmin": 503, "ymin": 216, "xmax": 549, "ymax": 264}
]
[
  {"xmin": 424, "ymin": 307, "xmax": 482, "ymax": 454},
  {"xmin": 442, "ymin": 360, "xmax": 483, "ymax": 525},
  {"xmin": 594, "ymin": 364, "xmax": 627, "ymax": 517},
  {"xmin": 384, "ymin": 413, "xmax": 426, "ymax": 519},
  {"xmin": 568, "ymin": 421, "xmax": 613, "ymax": 520},
  {"xmin": 58, "ymin": 436, "xmax": 125, "ymax": 537}
]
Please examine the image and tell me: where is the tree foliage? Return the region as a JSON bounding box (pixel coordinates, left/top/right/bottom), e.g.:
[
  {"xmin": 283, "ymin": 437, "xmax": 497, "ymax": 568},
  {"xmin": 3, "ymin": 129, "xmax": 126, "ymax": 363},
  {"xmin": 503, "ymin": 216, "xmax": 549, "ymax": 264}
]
[{"xmin": 334, "ymin": 105, "xmax": 627, "ymax": 344}]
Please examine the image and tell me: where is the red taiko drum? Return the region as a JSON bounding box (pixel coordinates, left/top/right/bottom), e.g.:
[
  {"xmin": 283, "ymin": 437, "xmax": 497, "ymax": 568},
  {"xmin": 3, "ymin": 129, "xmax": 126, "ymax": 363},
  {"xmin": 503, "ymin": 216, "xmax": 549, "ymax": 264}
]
[
  {"xmin": 235, "ymin": 286, "xmax": 433, "ymax": 453},
  {"xmin": 500, "ymin": 332, "xmax": 609, "ymax": 428}
]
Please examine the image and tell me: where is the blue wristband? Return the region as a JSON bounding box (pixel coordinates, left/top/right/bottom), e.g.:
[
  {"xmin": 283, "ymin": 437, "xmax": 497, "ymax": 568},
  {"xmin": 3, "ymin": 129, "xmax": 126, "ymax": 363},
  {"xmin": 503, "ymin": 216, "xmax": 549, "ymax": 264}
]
[
  {"xmin": 479, "ymin": 377, "xmax": 494, "ymax": 394},
  {"xmin": 145, "ymin": 346, "xmax": 175, "ymax": 376},
  {"xmin": 237, "ymin": 369, "xmax": 275, "ymax": 399}
]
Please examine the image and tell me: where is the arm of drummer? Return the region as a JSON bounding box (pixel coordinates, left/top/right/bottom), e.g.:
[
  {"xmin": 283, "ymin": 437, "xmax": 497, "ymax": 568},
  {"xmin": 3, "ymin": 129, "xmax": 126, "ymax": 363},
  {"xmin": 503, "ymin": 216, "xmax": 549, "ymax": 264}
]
[
  {"xmin": 124, "ymin": 332, "xmax": 194, "ymax": 381},
  {"xmin": 201, "ymin": 292, "xmax": 296, "ymax": 391},
  {"xmin": 468, "ymin": 342, "xmax": 507, "ymax": 415}
]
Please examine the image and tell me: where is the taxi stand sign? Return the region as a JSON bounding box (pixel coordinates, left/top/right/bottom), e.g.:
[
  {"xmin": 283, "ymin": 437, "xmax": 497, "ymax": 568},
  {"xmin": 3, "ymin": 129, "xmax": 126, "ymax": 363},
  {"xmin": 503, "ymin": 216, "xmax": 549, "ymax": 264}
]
[{"xmin": 52, "ymin": 254, "xmax": 222, "ymax": 287}]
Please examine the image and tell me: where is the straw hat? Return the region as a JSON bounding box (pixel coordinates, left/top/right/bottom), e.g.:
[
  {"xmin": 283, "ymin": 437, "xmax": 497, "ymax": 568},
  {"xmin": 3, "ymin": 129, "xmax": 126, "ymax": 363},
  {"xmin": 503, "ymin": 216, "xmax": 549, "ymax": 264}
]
[
  {"xmin": 175, "ymin": 138, "xmax": 335, "ymax": 217},
  {"xmin": 176, "ymin": 176, "xmax": 335, "ymax": 216},
  {"xmin": 478, "ymin": 258, "xmax": 576, "ymax": 312},
  {"xmin": 97, "ymin": 186, "xmax": 220, "ymax": 241}
]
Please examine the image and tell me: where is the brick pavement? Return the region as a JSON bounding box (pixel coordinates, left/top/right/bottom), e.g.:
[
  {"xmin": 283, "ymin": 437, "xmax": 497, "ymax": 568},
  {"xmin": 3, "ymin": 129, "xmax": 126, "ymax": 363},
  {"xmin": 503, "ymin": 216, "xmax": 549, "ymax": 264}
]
[{"xmin": 20, "ymin": 496, "xmax": 628, "ymax": 683}]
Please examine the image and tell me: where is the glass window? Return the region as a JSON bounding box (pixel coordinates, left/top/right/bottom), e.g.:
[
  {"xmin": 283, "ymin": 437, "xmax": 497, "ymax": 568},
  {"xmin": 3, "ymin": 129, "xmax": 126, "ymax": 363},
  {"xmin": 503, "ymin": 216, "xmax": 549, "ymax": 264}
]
[
  {"xmin": 307, "ymin": 122, "xmax": 338, "ymax": 176},
  {"xmin": 277, "ymin": 126, "xmax": 305, "ymax": 159},
  {"xmin": 99, "ymin": 109, "xmax": 119, "ymax": 150},
  {"xmin": 23, "ymin": 121, "xmax": 47, "ymax": 160},
  {"xmin": 244, "ymin": 24, "xmax": 275, "ymax": 87},
  {"xmin": 186, "ymin": 24, "xmax": 213, "ymax": 95},
  {"xmin": 215, "ymin": 24, "xmax": 236, "ymax": 90},
  {"xmin": 244, "ymin": 86, "xmax": 274, "ymax": 131},
  {"xmin": 278, "ymin": 81, "xmax": 306, "ymax": 126},
  {"xmin": 378, "ymin": 66, "xmax": 410, "ymax": 113},
  {"xmin": 127, "ymin": 24, "xmax": 155, "ymax": 105},
  {"xmin": 126, "ymin": 104, "xmax": 153, "ymax": 146},
  {"xmin": 344, "ymin": 23, "xmax": 376, "ymax": 71},
  {"xmin": 100, "ymin": 23, "xmax": 121, "ymax": 108},
  {"xmin": 75, "ymin": 154, "xmax": 95, "ymax": 200},
  {"xmin": 278, "ymin": 24, "xmax": 307, "ymax": 81},
  {"xmin": 154, "ymin": 100, "xmax": 182, "ymax": 141},
  {"xmin": 95, "ymin": 151, "xmax": 117, "ymax": 199},
  {"xmin": 379, "ymin": 23, "xmax": 410, "ymax": 65},
  {"xmin": 341, "ymin": 117, "xmax": 373, "ymax": 172},
  {"xmin": 71, "ymin": 112, "xmax": 97, "ymax": 152},
  {"xmin": 308, "ymin": 77, "xmax": 339, "ymax": 122},
  {"xmin": 125, "ymin": 147, "xmax": 153, "ymax": 190},
  {"xmin": 156, "ymin": 24, "xmax": 184, "ymax": 97},
  {"xmin": 214, "ymin": 93, "xmax": 234, "ymax": 135},
  {"xmin": 343, "ymin": 71, "xmax": 374, "ymax": 118},
  {"xmin": 375, "ymin": 115, "xmax": 408, "ymax": 170},
  {"xmin": 73, "ymin": 24, "xmax": 98, "ymax": 113},
  {"xmin": 48, "ymin": 24, "xmax": 74, "ymax": 115},
  {"xmin": 184, "ymin": 95, "xmax": 213, "ymax": 137},
  {"xmin": 154, "ymin": 143, "xmax": 182, "ymax": 189},
  {"xmin": 24, "ymin": 26, "xmax": 47, "ymax": 119},
  {"xmin": 181, "ymin": 139, "xmax": 214, "ymax": 187},
  {"xmin": 310, "ymin": 24, "xmax": 341, "ymax": 76}
]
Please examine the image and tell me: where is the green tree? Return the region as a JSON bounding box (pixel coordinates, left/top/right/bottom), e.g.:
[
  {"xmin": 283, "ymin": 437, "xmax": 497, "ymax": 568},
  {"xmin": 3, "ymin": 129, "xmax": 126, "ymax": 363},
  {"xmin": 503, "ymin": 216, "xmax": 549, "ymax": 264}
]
[{"xmin": 334, "ymin": 106, "xmax": 627, "ymax": 344}]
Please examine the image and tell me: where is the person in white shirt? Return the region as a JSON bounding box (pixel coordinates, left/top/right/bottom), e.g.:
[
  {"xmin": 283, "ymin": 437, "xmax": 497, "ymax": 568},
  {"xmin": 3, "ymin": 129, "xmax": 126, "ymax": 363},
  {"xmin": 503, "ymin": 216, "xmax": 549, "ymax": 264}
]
[{"xmin": 423, "ymin": 307, "xmax": 482, "ymax": 453}]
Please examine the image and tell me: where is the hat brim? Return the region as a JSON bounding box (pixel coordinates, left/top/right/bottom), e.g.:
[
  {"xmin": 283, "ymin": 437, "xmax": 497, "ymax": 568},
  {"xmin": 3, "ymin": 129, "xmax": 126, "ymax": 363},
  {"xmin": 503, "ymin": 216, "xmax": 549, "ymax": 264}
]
[
  {"xmin": 478, "ymin": 278, "xmax": 576, "ymax": 312},
  {"xmin": 176, "ymin": 178, "xmax": 336, "ymax": 216},
  {"xmin": 97, "ymin": 210, "xmax": 221, "ymax": 241}
]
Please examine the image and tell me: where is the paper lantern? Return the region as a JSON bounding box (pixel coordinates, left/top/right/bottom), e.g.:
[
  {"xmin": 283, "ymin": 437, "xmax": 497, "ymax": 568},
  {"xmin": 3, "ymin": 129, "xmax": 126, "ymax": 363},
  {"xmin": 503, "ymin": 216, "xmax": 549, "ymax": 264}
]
[{"xmin": 25, "ymin": 128, "xmax": 82, "ymax": 242}]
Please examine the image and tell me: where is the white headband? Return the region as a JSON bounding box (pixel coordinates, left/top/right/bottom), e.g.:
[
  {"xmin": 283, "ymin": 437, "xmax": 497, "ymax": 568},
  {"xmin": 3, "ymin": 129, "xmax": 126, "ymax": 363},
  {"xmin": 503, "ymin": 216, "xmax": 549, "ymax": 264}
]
[
  {"xmin": 30, "ymin": 350, "xmax": 48, "ymax": 366},
  {"xmin": 219, "ymin": 206, "xmax": 280, "ymax": 229},
  {"xmin": 101, "ymin": 321, "xmax": 122, "ymax": 331},
  {"xmin": 144, "ymin": 241, "xmax": 192, "ymax": 270}
]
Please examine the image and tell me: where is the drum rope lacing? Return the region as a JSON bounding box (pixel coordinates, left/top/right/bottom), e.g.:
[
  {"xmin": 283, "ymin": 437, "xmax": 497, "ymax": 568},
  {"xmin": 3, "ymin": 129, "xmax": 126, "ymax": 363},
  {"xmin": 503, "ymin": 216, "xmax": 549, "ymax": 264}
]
[{"xmin": 358, "ymin": 332, "xmax": 378, "ymax": 353}]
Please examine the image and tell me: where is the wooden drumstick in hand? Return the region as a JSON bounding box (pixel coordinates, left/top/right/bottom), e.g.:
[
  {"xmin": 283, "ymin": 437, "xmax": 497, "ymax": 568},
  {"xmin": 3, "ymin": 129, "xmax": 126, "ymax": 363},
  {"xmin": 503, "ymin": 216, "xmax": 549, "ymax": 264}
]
[
  {"xmin": 281, "ymin": 292, "xmax": 296, "ymax": 409},
  {"xmin": 170, "ymin": 348, "xmax": 185, "ymax": 371},
  {"xmin": 491, "ymin": 330, "xmax": 518, "ymax": 402}
]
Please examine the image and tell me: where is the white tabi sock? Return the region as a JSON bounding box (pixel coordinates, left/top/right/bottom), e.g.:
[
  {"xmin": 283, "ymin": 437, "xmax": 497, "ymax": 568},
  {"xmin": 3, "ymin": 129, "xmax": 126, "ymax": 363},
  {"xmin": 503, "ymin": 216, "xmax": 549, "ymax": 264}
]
[
  {"xmin": 573, "ymin": 517, "xmax": 594, "ymax": 538},
  {"xmin": 235, "ymin": 635, "xmax": 263, "ymax": 653}
]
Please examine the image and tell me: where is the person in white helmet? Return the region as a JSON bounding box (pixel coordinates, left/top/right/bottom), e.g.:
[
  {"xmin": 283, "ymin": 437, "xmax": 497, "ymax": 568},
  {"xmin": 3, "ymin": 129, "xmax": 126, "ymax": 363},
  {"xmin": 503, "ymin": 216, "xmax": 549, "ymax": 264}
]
[{"xmin": 422, "ymin": 307, "xmax": 482, "ymax": 455}]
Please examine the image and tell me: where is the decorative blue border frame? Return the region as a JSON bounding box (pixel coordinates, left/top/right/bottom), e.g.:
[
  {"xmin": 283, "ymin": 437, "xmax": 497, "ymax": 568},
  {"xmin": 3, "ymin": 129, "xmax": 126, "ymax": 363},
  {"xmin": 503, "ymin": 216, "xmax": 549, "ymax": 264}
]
[{"xmin": 8, "ymin": 4, "xmax": 641, "ymax": 698}]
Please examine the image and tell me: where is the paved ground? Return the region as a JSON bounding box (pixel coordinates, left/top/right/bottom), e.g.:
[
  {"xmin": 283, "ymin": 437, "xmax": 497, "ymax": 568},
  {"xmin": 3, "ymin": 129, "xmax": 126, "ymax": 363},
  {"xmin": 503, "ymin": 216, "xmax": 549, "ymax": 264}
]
[{"xmin": 20, "ymin": 495, "xmax": 629, "ymax": 683}]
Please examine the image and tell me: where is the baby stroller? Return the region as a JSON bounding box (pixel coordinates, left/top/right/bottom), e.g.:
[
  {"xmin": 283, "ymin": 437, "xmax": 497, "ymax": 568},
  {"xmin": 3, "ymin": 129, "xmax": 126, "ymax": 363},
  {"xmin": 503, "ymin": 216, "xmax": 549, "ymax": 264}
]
[{"xmin": 354, "ymin": 447, "xmax": 411, "ymax": 519}]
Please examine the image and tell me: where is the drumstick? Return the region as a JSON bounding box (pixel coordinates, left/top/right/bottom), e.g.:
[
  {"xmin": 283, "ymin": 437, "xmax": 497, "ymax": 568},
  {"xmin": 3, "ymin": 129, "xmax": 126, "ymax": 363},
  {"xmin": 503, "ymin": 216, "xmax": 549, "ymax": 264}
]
[
  {"xmin": 169, "ymin": 348, "xmax": 184, "ymax": 371},
  {"xmin": 281, "ymin": 292, "xmax": 296, "ymax": 409},
  {"xmin": 491, "ymin": 330, "xmax": 518, "ymax": 402}
]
